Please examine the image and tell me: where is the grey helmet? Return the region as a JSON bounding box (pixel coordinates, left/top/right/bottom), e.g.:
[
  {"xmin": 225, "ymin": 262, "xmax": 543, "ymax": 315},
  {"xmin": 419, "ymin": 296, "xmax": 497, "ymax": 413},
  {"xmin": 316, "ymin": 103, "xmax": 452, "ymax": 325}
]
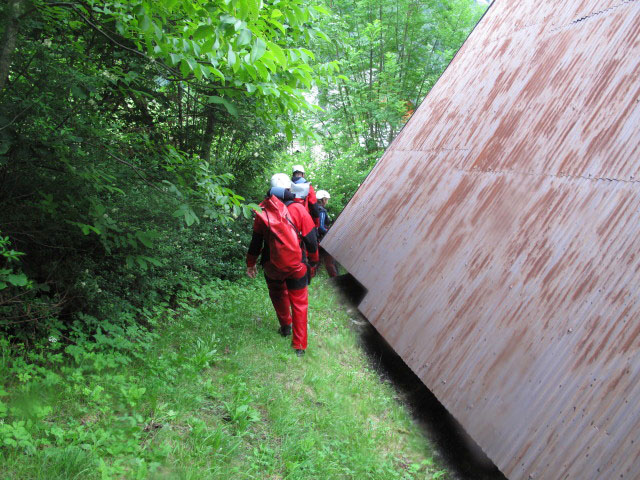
[{"xmin": 291, "ymin": 181, "xmax": 310, "ymax": 199}]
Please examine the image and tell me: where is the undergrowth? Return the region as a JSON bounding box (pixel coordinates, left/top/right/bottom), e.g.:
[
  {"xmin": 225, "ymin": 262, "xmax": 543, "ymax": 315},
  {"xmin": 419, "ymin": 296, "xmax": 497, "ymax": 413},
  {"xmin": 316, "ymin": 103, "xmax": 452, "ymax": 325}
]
[{"xmin": 0, "ymin": 276, "xmax": 447, "ymax": 479}]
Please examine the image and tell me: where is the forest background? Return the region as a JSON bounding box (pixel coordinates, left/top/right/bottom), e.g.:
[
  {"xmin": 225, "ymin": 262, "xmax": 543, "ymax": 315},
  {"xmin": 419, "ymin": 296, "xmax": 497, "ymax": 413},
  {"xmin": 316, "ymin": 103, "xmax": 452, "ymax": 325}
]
[
  {"xmin": 0, "ymin": 0, "xmax": 484, "ymax": 476},
  {"xmin": 1, "ymin": 0, "xmax": 484, "ymax": 330}
]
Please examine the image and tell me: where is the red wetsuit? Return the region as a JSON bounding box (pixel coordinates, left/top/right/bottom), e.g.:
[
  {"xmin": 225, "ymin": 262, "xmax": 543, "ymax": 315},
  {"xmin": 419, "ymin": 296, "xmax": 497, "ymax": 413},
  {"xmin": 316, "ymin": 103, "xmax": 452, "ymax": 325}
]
[
  {"xmin": 247, "ymin": 198, "xmax": 319, "ymax": 350},
  {"xmin": 307, "ymin": 184, "xmax": 320, "ymax": 227}
]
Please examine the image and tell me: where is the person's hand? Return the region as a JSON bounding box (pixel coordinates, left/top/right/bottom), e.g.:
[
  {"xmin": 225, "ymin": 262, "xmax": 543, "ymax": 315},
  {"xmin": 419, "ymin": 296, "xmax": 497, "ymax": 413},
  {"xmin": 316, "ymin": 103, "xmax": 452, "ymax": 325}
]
[{"xmin": 246, "ymin": 265, "xmax": 257, "ymax": 278}]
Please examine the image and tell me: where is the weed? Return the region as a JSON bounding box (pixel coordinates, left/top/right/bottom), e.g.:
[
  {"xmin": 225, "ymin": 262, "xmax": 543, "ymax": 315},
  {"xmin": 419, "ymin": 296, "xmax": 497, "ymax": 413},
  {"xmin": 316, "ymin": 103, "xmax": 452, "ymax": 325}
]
[{"xmin": 1, "ymin": 277, "xmax": 448, "ymax": 479}]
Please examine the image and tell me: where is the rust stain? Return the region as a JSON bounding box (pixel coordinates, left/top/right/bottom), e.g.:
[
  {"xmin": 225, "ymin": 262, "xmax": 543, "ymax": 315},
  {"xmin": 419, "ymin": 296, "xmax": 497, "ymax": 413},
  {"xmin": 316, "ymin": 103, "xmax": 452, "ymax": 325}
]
[{"xmin": 322, "ymin": 1, "xmax": 640, "ymax": 479}]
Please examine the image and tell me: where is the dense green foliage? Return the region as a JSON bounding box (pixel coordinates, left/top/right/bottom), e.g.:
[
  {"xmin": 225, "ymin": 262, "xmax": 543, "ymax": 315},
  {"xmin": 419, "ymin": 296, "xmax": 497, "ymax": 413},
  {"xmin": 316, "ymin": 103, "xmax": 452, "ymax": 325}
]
[
  {"xmin": 1, "ymin": 277, "xmax": 449, "ymax": 478},
  {"xmin": 0, "ymin": 0, "xmax": 485, "ymax": 331},
  {"xmin": 0, "ymin": 0, "xmax": 333, "ymax": 332}
]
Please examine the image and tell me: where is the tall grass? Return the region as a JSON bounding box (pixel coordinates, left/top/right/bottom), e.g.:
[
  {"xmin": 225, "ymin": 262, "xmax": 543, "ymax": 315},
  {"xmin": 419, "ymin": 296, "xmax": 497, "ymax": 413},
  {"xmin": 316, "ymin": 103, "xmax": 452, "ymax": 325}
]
[{"xmin": 0, "ymin": 276, "xmax": 447, "ymax": 479}]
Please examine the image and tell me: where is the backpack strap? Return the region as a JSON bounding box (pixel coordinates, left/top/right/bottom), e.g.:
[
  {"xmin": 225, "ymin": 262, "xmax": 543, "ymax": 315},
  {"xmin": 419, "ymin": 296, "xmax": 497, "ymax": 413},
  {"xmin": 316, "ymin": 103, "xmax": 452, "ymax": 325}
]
[{"xmin": 285, "ymin": 211, "xmax": 302, "ymax": 242}]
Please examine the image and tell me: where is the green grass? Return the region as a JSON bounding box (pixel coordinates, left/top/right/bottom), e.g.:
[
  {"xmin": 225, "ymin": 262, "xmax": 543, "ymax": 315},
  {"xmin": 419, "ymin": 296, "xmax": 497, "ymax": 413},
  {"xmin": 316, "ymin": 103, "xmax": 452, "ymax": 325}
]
[{"xmin": 0, "ymin": 275, "xmax": 448, "ymax": 479}]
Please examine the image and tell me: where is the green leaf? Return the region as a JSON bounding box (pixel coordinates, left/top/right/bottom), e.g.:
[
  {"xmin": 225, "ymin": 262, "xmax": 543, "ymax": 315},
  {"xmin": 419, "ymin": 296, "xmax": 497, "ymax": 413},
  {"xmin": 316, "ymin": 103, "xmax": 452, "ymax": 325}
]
[
  {"xmin": 250, "ymin": 37, "xmax": 267, "ymax": 63},
  {"xmin": 143, "ymin": 256, "xmax": 162, "ymax": 267},
  {"xmin": 267, "ymin": 42, "xmax": 287, "ymax": 67},
  {"xmin": 180, "ymin": 59, "xmax": 191, "ymax": 77},
  {"xmin": 139, "ymin": 15, "xmax": 152, "ymax": 33},
  {"xmin": 268, "ymin": 18, "xmax": 286, "ymax": 34},
  {"xmin": 169, "ymin": 53, "xmax": 183, "ymax": 66},
  {"xmin": 194, "ymin": 24, "xmax": 215, "ymax": 40},
  {"xmin": 221, "ymin": 14, "xmax": 236, "ymax": 24},
  {"xmin": 228, "ymin": 45, "xmax": 236, "ymax": 67},
  {"xmin": 208, "ymin": 66, "xmax": 226, "ymax": 84},
  {"xmin": 193, "ymin": 63, "xmax": 203, "ymax": 80},
  {"xmin": 201, "ymin": 36, "xmax": 216, "ymax": 53},
  {"xmin": 312, "ymin": 5, "xmax": 330, "ymax": 15},
  {"xmin": 293, "ymin": 5, "xmax": 307, "ymax": 23},
  {"xmin": 70, "ymin": 85, "xmax": 87, "ymax": 99},
  {"xmin": 7, "ymin": 274, "xmax": 28, "ymax": 287},
  {"xmin": 186, "ymin": 58, "xmax": 198, "ymax": 71},
  {"xmin": 207, "ymin": 96, "xmax": 237, "ymax": 116},
  {"xmin": 236, "ymin": 29, "xmax": 252, "ymax": 46},
  {"xmin": 125, "ymin": 255, "xmax": 135, "ymax": 269},
  {"xmin": 0, "ymin": 140, "xmax": 10, "ymax": 155},
  {"xmin": 135, "ymin": 231, "xmax": 154, "ymax": 248},
  {"xmin": 255, "ymin": 61, "xmax": 270, "ymax": 81},
  {"xmin": 315, "ymin": 28, "xmax": 330, "ymax": 43},
  {"xmin": 172, "ymin": 205, "xmax": 187, "ymax": 218},
  {"xmin": 299, "ymin": 48, "xmax": 315, "ymax": 61},
  {"xmin": 154, "ymin": 23, "xmax": 163, "ymax": 41},
  {"xmin": 185, "ymin": 210, "xmax": 198, "ymax": 226}
]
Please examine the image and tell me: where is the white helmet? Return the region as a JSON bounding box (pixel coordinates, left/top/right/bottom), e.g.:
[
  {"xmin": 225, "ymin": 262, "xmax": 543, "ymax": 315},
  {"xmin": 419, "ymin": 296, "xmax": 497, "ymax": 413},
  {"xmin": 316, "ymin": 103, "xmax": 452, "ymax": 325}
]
[
  {"xmin": 270, "ymin": 173, "xmax": 291, "ymax": 189},
  {"xmin": 316, "ymin": 190, "xmax": 330, "ymax": 200},
  {"xmin": 292, "ymin": 164, "xmax": 305, "ymax": 174}
]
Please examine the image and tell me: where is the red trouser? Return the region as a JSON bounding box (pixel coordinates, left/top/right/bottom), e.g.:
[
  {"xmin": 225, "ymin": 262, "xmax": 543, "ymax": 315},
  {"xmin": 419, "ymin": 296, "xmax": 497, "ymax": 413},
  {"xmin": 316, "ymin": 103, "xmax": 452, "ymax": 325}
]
[{"xmin": 265, "ymin": 271, "xmax": 309, "ymax": 350}]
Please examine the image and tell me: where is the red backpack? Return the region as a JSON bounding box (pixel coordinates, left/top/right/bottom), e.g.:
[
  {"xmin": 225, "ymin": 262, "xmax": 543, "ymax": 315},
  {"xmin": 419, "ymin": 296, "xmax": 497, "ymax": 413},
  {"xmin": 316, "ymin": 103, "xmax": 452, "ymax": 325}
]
[{"xmin": 256, "ymin": 196, "xmax": 303, "ymax": 274}]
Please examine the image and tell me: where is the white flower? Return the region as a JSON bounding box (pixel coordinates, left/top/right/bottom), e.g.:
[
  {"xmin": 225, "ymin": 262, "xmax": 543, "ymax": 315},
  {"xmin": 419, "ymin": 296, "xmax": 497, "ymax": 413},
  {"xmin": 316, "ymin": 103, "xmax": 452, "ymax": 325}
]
[{"xmin": 48, "ymin": 336, "xmax": 58, "ymax": 344}]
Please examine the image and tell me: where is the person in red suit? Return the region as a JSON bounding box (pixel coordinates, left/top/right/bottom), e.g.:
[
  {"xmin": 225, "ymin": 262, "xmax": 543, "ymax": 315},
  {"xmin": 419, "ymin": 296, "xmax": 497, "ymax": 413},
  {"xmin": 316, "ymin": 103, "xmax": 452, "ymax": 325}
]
[
  {"xmin": 246, "ymin": 173, "xmax": 319, "ymax": 356},
  {"xmin": 291, "ymin": 164, "xmax": 320, "ymax": 226}
]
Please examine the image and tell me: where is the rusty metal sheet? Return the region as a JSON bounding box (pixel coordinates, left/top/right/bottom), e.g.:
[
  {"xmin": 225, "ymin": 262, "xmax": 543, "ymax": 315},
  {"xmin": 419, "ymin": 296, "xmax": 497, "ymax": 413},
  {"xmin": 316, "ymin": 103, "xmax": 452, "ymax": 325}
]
[{"xmin": 322, "ymin": 1, "xmax": 640, "ymax": 479}]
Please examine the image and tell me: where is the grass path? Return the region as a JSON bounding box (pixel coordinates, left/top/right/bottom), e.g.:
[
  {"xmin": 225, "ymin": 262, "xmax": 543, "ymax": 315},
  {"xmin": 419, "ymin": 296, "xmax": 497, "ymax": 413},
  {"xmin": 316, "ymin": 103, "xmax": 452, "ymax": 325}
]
[{"xmin": 1, "ymin": 276, "xmax": 448, "ymax": 479}]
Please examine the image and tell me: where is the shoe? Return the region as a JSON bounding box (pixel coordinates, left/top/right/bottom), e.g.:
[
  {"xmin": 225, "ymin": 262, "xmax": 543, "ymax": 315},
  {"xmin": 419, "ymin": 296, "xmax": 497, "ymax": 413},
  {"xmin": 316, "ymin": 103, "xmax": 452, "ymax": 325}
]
[
  {"xmin": 295, "ymin": 349, "xmax": 305, "ymax": 357},
  {"xmin": 278, "ymin": 325, "xmax": 292, "ymax": 337}
]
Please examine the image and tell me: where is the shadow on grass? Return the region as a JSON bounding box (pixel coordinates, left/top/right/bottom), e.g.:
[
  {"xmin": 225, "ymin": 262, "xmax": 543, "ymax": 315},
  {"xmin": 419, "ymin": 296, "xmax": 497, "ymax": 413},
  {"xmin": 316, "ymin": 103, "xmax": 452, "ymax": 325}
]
[{"xmin": 329, "ymin": 274, "xmax": 507, "ymax": 480}]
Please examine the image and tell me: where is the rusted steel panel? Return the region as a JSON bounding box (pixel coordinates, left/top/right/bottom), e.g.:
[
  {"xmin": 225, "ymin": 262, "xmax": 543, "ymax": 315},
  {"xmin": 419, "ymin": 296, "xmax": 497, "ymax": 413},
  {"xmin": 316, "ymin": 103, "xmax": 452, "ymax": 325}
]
[{"xmin": 322, "ymin": 1, "xmax": 640, "ymax": 479}]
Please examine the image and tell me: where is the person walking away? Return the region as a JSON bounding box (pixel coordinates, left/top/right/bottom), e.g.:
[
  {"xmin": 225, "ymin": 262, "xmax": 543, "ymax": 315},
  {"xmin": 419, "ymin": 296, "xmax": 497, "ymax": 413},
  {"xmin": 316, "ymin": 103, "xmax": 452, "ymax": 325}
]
[
  {"xmin": 246, "ymin": 173, "xmax": 319, "ymax": 356},
  {"xmin": 315, "ymin": 190, "xmax": 338, "ymax": 278},
  {"xmin": 291, "ymin": 165, "xmax": 320, "ymax": 226}
]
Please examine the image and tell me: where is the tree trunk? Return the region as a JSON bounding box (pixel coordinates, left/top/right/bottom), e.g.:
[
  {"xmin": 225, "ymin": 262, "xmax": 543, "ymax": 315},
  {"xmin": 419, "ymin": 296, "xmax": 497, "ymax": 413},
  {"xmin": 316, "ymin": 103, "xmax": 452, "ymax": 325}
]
[
  {"xmin": 0, "ymin": 0, "xmax": 22, "ymax": 92},
  {"xmin": 177, "ymin": 83, "xmax": 183, "ymax": 149},
  {"xmin": 200, "ymin": 107, "xmax": 216, "ymax": 162}
]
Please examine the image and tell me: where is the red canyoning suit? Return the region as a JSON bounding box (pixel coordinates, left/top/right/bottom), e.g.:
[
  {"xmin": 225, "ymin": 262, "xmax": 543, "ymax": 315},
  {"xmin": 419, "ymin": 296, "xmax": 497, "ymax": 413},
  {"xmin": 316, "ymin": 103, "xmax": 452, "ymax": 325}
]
[
  {"xmin": 307, "ymin": 184, "xmax": 320, "ymax": 227},
  {"xmin": 247, "ymin": 197, "xmax": 319, "ymax": 351}
]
